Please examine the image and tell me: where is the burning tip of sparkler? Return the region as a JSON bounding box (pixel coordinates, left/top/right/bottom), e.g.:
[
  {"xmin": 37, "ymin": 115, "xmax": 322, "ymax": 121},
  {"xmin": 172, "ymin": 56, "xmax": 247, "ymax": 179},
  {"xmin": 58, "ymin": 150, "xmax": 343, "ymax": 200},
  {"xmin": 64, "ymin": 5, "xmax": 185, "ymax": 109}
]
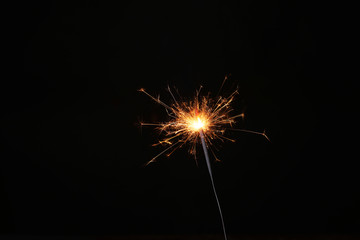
[
  {"xmin": 187, "ymin": 116, "xmax": 209, "ymax": 134},
  {"xmin": 190, "ymin": 117, "xmax": 205, "ymax": 131}
]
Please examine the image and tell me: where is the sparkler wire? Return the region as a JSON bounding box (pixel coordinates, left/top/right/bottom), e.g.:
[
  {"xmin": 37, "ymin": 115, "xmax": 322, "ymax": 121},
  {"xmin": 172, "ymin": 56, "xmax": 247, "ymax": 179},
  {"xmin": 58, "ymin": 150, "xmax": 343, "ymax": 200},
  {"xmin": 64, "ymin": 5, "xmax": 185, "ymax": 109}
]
[{"xmin": 200, "ymin": 130, "xmax": 228, "ymax": 240}]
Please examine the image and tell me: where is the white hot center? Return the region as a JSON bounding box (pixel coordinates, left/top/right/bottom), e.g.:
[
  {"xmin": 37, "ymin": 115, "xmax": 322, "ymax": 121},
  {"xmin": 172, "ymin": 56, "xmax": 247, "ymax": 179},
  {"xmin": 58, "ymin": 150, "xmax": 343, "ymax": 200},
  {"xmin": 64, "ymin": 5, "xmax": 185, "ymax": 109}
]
[{"xmin": 192, "ymin": 117, "xmax": 204, "ymax": 131}]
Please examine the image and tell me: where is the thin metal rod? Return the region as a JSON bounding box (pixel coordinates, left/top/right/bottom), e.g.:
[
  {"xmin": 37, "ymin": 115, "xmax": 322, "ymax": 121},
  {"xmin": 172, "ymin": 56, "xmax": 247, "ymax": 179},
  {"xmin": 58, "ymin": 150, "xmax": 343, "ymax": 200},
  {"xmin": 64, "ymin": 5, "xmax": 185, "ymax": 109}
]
[{"xmin": 200, "ymin": 130, "xmax": 228, "ymax": 240}]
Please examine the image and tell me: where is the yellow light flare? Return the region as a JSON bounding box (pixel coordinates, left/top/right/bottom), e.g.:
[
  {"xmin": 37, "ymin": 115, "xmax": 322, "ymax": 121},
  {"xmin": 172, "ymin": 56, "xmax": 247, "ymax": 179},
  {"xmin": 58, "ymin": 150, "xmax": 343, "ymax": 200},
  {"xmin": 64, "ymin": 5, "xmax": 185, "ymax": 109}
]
[
  {"xmin": 190, "ymin": 117, "xmax": 206, "ymax": 131},
  {"xmin": 139, "ymin": 84, "xmax": 269, "ymax": 166}
]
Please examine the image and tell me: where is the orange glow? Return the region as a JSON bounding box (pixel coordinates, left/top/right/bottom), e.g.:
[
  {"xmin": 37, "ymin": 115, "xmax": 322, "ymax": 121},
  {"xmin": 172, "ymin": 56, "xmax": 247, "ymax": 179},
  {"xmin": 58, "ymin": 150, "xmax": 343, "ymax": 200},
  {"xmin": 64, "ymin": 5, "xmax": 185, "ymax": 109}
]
[{"xmin": 139, "ymin": 84, "xmax": 269, "ymax": 165}]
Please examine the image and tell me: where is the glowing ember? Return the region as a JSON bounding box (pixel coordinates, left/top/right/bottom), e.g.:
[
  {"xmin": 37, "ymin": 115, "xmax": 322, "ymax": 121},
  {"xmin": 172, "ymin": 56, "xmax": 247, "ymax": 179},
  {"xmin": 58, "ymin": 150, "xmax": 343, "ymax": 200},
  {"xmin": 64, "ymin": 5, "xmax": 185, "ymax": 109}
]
[{"xmin": 190, "ymin": 117, "xmax": 205, "ymax": 131}]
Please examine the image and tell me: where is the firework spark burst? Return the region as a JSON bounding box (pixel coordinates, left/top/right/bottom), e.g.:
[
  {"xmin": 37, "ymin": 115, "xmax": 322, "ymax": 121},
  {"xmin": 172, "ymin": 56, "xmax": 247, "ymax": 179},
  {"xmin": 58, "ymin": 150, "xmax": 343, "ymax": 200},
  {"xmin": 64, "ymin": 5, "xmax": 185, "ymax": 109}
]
[{"xmin": 139, "ymin": 81, "xmax": 269, "ymax": 166}]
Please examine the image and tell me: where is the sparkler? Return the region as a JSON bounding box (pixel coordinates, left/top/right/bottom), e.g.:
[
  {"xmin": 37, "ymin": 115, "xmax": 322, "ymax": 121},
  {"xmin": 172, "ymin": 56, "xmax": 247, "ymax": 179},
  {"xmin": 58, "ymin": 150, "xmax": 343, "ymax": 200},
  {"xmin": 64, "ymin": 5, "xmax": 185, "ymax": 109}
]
[{"xmin": 139, "ymin": 78, "xmax": 269, "ymax": 240}]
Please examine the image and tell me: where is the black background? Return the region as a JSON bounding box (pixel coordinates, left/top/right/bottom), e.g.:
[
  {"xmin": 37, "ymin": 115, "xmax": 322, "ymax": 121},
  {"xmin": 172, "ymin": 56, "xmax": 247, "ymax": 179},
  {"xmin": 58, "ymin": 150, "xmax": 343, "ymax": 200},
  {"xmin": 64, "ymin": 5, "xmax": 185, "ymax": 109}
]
[{"xmin": 1, "ymin": 0, "xmax": 358, "ymax": 238}]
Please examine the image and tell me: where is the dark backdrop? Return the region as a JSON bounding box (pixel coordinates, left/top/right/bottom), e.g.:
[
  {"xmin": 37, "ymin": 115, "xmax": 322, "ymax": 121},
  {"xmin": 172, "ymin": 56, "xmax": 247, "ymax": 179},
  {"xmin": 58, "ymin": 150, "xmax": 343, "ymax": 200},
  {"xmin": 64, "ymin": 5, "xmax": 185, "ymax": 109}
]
[{"xmin": 1, "ymin": 0, "xmax": 358, "ymax": 237}]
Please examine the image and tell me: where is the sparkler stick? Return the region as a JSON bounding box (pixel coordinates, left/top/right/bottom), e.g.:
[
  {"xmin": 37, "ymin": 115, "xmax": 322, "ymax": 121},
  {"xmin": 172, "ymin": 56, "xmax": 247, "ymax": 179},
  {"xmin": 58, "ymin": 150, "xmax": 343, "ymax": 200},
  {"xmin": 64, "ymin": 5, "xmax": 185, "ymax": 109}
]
[
  {"xmin": 139, "ymin": 82, "xmax": 269, "ymax": 239},
  {"xmin": 200, "ymin": 129, "xmax": 227, "ymax": 240}
]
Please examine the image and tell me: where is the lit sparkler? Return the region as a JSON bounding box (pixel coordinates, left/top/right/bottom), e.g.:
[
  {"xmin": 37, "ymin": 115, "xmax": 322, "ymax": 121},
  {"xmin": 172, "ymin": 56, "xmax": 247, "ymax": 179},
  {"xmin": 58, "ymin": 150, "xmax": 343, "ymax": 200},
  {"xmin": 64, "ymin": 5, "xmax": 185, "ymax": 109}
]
[{"xmin": 139, "ymin": 78, "xmax": 269, "ymax": 240}]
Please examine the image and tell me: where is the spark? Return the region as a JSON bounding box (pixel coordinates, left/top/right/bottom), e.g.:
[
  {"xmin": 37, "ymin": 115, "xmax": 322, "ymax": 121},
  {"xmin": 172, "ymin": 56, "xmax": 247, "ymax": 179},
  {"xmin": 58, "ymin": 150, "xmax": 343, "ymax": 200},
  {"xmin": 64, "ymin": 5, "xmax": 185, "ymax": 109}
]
[
  {"xmin": 139, "ymin": 85, "xmax": 269, "ymax": 166},
  {"xmin": 139, "ymin": 80, "xmax": 269, "ymax": 240}
]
